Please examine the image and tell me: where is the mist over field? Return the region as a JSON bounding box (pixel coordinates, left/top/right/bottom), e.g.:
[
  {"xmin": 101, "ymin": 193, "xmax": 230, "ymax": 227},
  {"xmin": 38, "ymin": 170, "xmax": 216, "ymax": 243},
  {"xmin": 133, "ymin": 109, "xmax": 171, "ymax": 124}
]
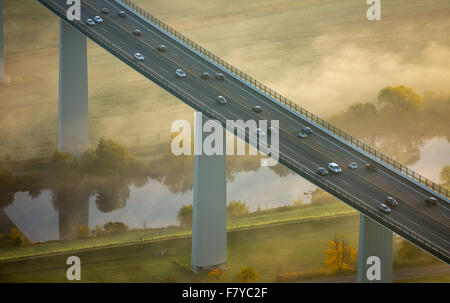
[{"xmin": 0, "ymin": 0, "xmax": 449, "ymax": 161}]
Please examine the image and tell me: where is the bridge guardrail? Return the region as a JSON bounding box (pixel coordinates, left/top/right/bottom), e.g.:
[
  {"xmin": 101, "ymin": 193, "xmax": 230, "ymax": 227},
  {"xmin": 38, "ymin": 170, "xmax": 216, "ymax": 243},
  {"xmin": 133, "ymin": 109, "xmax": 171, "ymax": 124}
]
[
  {"xmin": 37, "ymin": 0, "xmax": 449, "ymax": 262},
  {"xmin": 117, "ymin": 0, "xmax": 449, "ymax": 200}
]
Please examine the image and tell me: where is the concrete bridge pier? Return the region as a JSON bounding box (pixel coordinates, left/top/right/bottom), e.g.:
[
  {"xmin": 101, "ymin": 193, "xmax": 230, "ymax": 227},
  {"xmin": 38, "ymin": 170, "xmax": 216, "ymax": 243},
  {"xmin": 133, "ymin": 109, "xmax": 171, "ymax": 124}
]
[
  {"xmin": 0, "ymin": 0, "xmax": 7, "ymax": 82},
  {"xmin": 356, "ymin": 215, "xmax": 393, "ymax": 282},
  {"xmin": 191, "ymin": 112, "xmax": 227, "ymax": 273},
  {"xmin": 58, "ymin": 19, "xmax": 89, "ymax": 156}
]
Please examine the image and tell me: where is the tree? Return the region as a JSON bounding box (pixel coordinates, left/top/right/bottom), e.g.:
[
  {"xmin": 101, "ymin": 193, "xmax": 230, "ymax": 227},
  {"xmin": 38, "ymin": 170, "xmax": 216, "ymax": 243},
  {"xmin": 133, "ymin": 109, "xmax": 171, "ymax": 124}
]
[
  {"xmin": 103, "ymin": 222, "xmax": 129, "ymax": 234},
  {"xmin": 177, "ymin": 204, "xmax": 193, "ymax": 227},
  {"xmin": 208, "ymin": 267, "xmax": 225, "ymax": 281},
  {"xmin": 440, "ymin": 165, "xmax": 450, "ymax": 187},
  {"xmin": 95, "ymin": 180, "xmax": 130, "ymax": 212},
  {"xmin": 398, "ymin": 240, "xmax": 424, "ymax": 263},
  {"xmin": 237, "ymin": 267, "xmax": 259, "ymax": 282},
  {"xmin": 378, "ymin": 85, "xmax": 423, "ymax": 112},
  {"xmin": 0, "ymin": 164, "xmax": 15, "ymax": 208},
  {"xmin": 92, "ymin": 138, "xmax": 132, "ymax": 176},
  {"xmin": 8, "ymin": 228, "xmax": 26, "ymax": 246},
  {"xmin": 325, "ymin": 236, "xmax": 357, "ymax": 272},
  {"xmin": 76, "ymin": 225, "xmax": 90, "ymax": 239},
  {"xmin": 50, "ymin": 150, "xmax": 77, "ymax": 173},
  {"xmin": 227, "ymin": 200, "xmax": 249, "ymax": 217}
]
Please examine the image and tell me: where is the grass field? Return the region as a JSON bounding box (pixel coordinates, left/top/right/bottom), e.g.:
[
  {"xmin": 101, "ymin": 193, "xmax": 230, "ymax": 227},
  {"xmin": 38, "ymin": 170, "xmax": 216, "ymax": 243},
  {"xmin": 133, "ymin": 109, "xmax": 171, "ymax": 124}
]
[
  {"xmin": 1, "ymin": 212, "xmax": 446, "ymax": 283},
  {"xmin": 0, "ymin": 213, "xmax": 362, "ymax": 282},
  {"xmin": 397, "ymin": 274, "xmax": 450, "ymax": 283},
  {"xmin": 1, "ymin": 0, "xmax": 449, "ymax": 160},
  {"xmin": 0, "ymin": 202, "xmax": 356, "ymax": 261}
]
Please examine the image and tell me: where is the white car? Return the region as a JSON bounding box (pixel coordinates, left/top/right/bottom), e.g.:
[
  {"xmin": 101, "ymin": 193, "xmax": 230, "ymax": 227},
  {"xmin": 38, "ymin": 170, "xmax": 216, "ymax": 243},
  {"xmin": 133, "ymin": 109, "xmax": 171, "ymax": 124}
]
[
  {"xmin": 86, "ymin": 18, "xmax": 95, "ymax": 26},
  {"xmin": 379, "ymin": 203, "xmax": 392, "ymax": 214},
  {"xmin": 298, "ymin": 132, "xmax": 307, "ymax": 139},
  {"xmin": 216, "ymin": 96, "xmax": 227, "ymax": 104},
  {"xmin": 176, "ymin": 69, "xmax": 186, "ymax": 78},
  {"xmin": 134, "ymin": 53, "xmax": 144, "ymax": 61},
  {"xmin": 348, "ymin": 162, "xmax": 358, "ymax": 170},
  {"xmin": 93, "ymin": 16, "xmax": 103, "ymax": 23},
  {"xmin": 256, "ymin": 128, "xmax": 266, "ymax": 136},
  {"xmin": 328, "ymin": 162, "xmax": 342, "ymax": 174}
]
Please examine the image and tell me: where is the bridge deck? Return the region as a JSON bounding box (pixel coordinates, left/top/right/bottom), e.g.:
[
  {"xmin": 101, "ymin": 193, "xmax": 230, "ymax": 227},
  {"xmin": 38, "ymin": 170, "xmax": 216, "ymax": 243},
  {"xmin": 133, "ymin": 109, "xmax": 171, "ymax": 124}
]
[{"xmin": 37, "ymin": 0, "xmax": 450, "ymax": 263}]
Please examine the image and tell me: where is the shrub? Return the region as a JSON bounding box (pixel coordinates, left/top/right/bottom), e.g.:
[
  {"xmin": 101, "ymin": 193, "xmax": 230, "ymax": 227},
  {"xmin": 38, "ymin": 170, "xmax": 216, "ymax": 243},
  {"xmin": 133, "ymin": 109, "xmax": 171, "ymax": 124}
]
[
  {"xmin": 208, "ymin": 267, "xmax": 225, "ymax": 281},
  {"xmin": 76, "ymin": 225, "xmax": 90, "ymax": 239},
  {"xmin": 237, "ymin": 267, "xmax": 259, "ymax": 282},
  {"xmin": 227, "ymin": 201, "xmax": 249, "ymax": 217},
  {"xmin": 177, "ymin": 204, "xmax": 193, "ymax": 227},
  {"xmin": 8, "ymin": 228, "xmax": 26, "ymax": 246},
  {"xmin": 103, "ymin": 221, "xmax": 129, "ymax": 234}
]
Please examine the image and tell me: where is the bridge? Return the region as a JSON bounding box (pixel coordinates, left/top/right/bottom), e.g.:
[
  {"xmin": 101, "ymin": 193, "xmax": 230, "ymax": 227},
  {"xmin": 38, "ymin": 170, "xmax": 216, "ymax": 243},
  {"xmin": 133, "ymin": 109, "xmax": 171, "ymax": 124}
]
[{"xmin": 3, "ymin": 0, "xmax": 447, "ymax": 282}]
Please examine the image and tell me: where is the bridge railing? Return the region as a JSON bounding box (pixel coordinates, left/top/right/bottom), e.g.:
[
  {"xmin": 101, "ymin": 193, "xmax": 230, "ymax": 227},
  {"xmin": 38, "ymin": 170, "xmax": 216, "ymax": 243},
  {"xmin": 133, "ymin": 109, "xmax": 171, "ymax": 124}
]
[
  {"xmin": 36, "ymin": 0, "xmax": 449, "ymax": 262},
  {"xmin": 117, "ymin": 0, "xmax": 449, "ymax": 200}
]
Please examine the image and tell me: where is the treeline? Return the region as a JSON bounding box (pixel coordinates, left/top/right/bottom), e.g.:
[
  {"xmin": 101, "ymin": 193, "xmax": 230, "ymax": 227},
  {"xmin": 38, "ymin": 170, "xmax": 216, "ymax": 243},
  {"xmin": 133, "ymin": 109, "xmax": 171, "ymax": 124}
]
[
  {"xmin": 176, "ymin": 188, "xmax": 340, "ymax": 227},
  {"xmin": 329, "ymin": 85, "xmax": 450, "ymax": 165}
]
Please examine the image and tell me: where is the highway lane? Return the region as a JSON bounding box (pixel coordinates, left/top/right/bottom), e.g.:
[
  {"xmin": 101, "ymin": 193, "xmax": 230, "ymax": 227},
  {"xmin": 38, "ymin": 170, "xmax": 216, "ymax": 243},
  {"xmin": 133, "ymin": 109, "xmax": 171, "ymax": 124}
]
[{"xmin": 41, "ymin": 0, "xmax": 449, "ymax": 261}]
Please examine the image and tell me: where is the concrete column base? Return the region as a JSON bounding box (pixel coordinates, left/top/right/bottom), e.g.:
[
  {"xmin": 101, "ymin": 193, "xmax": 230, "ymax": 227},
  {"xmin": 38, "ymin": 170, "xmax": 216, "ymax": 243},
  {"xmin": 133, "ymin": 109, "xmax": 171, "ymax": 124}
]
[
  {"xmin": 356, "ymin": 214, "xmax": 393, "ymax": 283},
  {"xmin": 191, "ymin": 112, "xmax": 227, "ymax": 273}
]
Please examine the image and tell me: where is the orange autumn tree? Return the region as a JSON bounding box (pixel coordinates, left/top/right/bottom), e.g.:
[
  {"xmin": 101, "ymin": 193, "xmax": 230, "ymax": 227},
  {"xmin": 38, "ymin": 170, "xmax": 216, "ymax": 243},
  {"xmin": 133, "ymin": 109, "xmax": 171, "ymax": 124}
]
[
  {"xmin": 325, "ymin": 236, "xmax": 357, "ymax": 272},
  {"xmin": 208, "ymin": 267, "xmax": 225, "ymax": 281}
]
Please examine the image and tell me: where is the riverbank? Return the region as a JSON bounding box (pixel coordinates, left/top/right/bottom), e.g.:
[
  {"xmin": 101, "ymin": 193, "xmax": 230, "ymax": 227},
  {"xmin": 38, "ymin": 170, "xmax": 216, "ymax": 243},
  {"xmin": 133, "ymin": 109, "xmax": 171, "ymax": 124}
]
[{"xmin": 0, "ymin": 203, "xmax": 356, "ymax": 261}]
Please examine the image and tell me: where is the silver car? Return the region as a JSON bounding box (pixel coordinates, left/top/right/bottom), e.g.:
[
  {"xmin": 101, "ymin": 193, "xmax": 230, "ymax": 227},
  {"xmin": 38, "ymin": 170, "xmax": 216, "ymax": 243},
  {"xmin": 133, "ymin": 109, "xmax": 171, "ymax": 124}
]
[
  {"xmin": 176, "ymin": 69, "xmax": 186, "ymax": 78},
  {"xmin": 93, "ymin": 16, "xmax": 103, "ymax": 23},
  {"xmin": 379, "ymin": 203, "xmax": 392, "ymax": 214},
  {"xmin": 348, "ymin": 162, "xmax": 358, "ymax": 169},
  {"xmin": 134, "ymin": 53, "xmax": 144, "ymax": 61},
  {"xmin": 216, "ymin": 96, "xmax": 227, "ymax": 104},
  {"xmin": 328, "ymin": 162, "xmax": 342, "ymax": 174},
  {"xmin": 298, "ymin": 132, "xmax": 307, "ymax": 139},
  {"xmin": 86, "ymin": 18, "xmax": 95, "ymax": 26},
  {"xmin": 133, "ymin": 29, "xmax": 143, "ymax": 36}
]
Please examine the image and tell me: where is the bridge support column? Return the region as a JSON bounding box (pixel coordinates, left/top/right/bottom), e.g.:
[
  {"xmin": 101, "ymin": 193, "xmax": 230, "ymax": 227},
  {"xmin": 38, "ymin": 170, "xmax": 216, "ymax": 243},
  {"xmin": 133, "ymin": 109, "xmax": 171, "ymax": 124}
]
[
  {"xmin": 191, "ymin": 112, "xmax": 227, "ymax": 273},
  {"xmin": 0, "ymin": 0, "xmax": 7, "ymax": 83},
  {"xmin": 356, "ymin": 215, "xmax": 393, "ymax": 283},
  {"xmin": 58, "ymin": 19, "xmax": 89, "ymax": 156}
]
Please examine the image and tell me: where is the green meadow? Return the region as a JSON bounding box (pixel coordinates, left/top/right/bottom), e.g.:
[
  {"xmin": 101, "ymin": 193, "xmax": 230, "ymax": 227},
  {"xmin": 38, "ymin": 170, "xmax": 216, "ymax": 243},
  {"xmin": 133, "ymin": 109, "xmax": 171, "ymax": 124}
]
[{"xmin": 0, "ymin": 203, "xmax": 356, "ymax": 261}]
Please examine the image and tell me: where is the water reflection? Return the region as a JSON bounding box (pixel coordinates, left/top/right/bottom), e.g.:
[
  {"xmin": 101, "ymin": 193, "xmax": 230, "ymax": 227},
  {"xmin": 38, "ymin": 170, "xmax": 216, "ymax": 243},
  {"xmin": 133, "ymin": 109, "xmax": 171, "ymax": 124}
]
[{"xmin": 2, "ymin": 137, "xmax": 449, "ymax": 244}]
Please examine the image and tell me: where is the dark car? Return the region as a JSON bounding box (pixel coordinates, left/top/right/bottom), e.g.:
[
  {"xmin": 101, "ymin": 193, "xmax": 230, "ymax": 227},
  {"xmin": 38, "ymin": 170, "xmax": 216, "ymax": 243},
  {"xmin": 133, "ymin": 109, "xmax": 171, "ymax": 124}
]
[
  {"xmin": 133, "ymin": 29, "xmax": 143, "ymax": 36},
  {"xmin": 425, "ymin": 197, "xmax": 438, "ymax": 206},
  {"xmin": 100, "ymin": 7, "xmax": 109, "ymax": 14},
  {"xmin": 317, "ymin": 167, "xmax": 329, "ymax": 176},
  {"xmin": 302, "ymin": 127, "xmax": 312, "ymax": 134},
  {"xmin": 366, "ymin": 163, "xmax": 378, "ymax": 172},
  {"xmin": 200, "ymin": 72, "xmax": 210, "ymax": 80},
  {"xmin": 252, "ymin": 106, "xmax": 262, "ymax": 113},
  {"xmin": 215, "ymin": 73, "xmax": 225, "ymax": 80},
  {"xmin": 118, "ymin": 10, "xmax": 126, "ymax": 17},
  {"xmin": 385, "ymin": 196, "xmax": 398, "ymax": 207},
  {"xmin": 157, "ymin": 45, "xmax": 167, "ymax": 52}
]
